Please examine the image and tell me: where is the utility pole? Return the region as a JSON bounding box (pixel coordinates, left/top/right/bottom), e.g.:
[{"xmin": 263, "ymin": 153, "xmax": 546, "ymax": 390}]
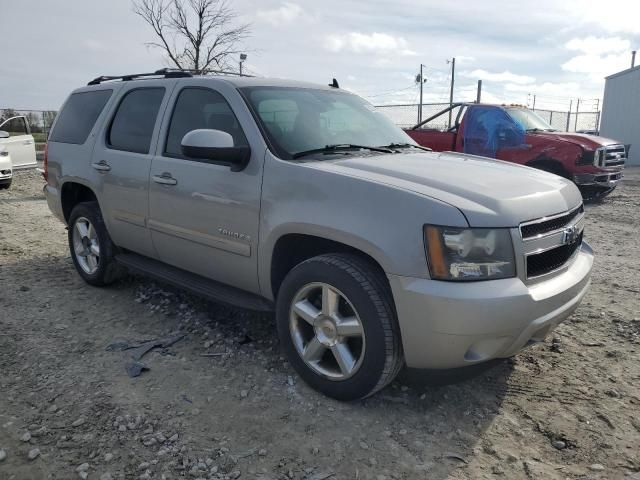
[
  {"xmin": 574, "ymin": 98, "xmax": 580, "ymax": 132},
  {"xmin": 532, "ymin": 95, "xmax": 536, "ymax": 110},
  {"xmin": 416, "ymin": 64, "xmax": 427, "ymax": 123},
  {"xmin": 566, "ymin": 99, "xmax": 573, "ymax": 132},
  {"xmin": 476, "ymin": 80, "xmax": 482, "ymax": 103},
  {"xmin": 447, "ymin": 57, "xmax": 456, "ymax": 128},
  {"xmin": 419, "ymin": 64, "xmax": 424, "ymax": 123}
]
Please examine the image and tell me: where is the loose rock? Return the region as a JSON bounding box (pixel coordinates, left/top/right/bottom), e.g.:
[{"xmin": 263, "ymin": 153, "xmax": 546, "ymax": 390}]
[{"xmin": 28, "ymin": 448, "xmax": 40, "ymax": 460}]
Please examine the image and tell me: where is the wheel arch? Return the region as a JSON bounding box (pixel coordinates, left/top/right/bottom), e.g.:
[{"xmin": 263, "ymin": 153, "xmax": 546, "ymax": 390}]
[
  {"xmin": 266, "ymin": 228, "xmax": 392, "ymax": 301},
  {"xmin": 525, "ymin": 157, "xmax": 571, "ymax": 179},
  {"xmin": 60, "ymin": 181, "xmax": 99, "ymax": 223}
]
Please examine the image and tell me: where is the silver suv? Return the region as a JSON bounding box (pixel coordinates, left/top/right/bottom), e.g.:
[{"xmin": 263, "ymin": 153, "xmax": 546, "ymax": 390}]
[{"xmin": 44, "ymin": 70, "xmax": 593, "ymax": 400}]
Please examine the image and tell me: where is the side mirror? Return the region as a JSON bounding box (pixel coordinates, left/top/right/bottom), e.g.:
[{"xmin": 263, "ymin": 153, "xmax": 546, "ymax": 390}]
[
  {"xmin": 0, "ymin": 130, "xmax": 9, "ymax": 139},
  {"xmin": 181, "ymin": 129, "xmax": 250, "ymax": 172}
]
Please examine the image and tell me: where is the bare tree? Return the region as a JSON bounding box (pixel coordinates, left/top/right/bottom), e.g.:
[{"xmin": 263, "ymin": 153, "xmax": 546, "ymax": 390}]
[{"xmin": 133, "ymin": 0, "xmax": 250, "ymax": 73}]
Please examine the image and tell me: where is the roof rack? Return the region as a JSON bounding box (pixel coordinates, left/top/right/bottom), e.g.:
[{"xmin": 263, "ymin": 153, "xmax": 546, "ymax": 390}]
[
  {"xmin": 87, "ymin": 67, "xmax": 254, "ymax": 86},
  {"xmin": 87, "ymin": 68, "xmax": 193, "ymax": 86}
]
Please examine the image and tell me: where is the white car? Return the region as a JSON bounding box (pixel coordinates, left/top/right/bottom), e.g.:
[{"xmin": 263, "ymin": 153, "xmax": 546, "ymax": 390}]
[
  {"xmin": 0, "ymin": 143, "xmax": 11, "ymax": 189},
  {"xmin": 0, "ymin": 115, "xmax": 38, "ymax": 171}
]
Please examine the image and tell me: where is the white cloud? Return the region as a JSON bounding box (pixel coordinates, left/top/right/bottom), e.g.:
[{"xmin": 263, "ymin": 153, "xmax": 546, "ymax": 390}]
[
  {"xmin": 577, "ymin": 0, "xmax": 640, "ymax": 34},
  {"xmin": 562, "ymin": 52, "xmax": 631, "ymax": 81},
  {"xmin": 324, "ymin": 32, "xmax": 416, "ymax": 57},
  {"xmin": 256, "ymin": 2, "xmax": 303, "ymax": 25},
  {"xmin": 565, "ymin": 36, "xmax": 630, "ymax": 55},
  {"xmin": 463, "ymin": 69, "xmax": 535, "ymax": 85},
  {"xmin": 504, "ymin": 81, "xmax": 582, "ymax": 99},
  {"xmin": 455, "ymin": 55, "xmax": 476, "ymax": 64}
]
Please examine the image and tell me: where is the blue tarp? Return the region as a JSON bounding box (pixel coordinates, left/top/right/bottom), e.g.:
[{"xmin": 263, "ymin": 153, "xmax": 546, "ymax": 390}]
[{"xmin": 463, "ymin": 106, "xmax": 525, "ymax": 158}]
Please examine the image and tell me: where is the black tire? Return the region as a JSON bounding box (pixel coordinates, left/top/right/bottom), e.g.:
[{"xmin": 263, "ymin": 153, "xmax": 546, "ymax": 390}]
[
  {"xmin": 276, "ymin": 253, "xmax": 404, "ymax": 401},
  {"xmin": 68, "ymin": 201, "xmax": 124, "ymax": 286},
  {"xmin": 0, "ymin": 179, "xmax": 11, "ymax": 190}
]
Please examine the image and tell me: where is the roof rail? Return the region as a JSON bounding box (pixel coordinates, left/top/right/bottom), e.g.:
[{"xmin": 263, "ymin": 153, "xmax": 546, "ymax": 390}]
[
  {"xmin": 87, "ymin": 68, "xmax": 193, "ymax": 86},
  {"xmin": 87, "ymin": 67, "xmax": 254, "ymax": 86}
]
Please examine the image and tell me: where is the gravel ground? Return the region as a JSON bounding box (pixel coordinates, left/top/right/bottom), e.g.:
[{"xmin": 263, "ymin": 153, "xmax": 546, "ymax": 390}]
[{"xmin": 1, "ymin": 169, "xmax": 639, "ymax": 480}]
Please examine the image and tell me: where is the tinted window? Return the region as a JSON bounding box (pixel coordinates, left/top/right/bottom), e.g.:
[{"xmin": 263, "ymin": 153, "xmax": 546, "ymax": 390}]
[
  {"xmin": 49, "ymin": 90, "xmax": 112, "ymax": 144},
  {"xmin": 0, "ymin": 117, "xmax": 28, "ymax": 136},
  {"xmin": 108, "ymin": 88, "xmax": 165, "ymax": 154},
  {"xmin": 165, "ymin": 88, "xmax": 248, "ymax": 158}
]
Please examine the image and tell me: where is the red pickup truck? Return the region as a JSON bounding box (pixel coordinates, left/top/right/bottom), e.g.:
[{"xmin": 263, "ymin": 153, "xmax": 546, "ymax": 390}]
[{"xmin": 405, "ymin": 103, "xmax": 626, "ymax": 198}]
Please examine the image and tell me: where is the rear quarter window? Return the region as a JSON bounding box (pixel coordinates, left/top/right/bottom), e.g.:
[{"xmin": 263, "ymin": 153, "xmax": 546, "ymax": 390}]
[{"xmin": 49, "ymin": 90, "xmax": 113, "ymax": 144}]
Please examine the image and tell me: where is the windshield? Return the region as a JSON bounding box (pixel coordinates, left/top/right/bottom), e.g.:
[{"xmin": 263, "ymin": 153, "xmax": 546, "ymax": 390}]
[
  {"xmin": 241, "ymin": 86, "xmax": 414, "ymax": 159},
  {"xmin": 505, "ymin": 107, "xmax": 555, "ymax": 132}
]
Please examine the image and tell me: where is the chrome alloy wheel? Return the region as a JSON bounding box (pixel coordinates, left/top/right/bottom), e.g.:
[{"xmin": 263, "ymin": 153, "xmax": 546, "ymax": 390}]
[
  {"xmin": 72, "ymin": 216, "xmax": 100, "ymax": 275},
  {"xmin": 289, "ymin": 282, "xmax": 366, "ymax": 380}
]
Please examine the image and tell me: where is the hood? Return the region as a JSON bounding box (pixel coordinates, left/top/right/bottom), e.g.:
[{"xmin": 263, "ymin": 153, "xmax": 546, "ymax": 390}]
[
  {"xmin": 529, "ymin": 131, "xmax": 620, "ymax": 150},
  {"xmin": 306, "ymin": 151, "xmax": 582, "ymax": 227}
]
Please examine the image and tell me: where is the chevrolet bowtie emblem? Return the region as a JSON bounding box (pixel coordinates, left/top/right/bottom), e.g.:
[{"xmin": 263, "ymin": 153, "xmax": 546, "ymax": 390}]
[{"xmin": 562, "ymin": 225, "xmax": 581, "ymax": 245}]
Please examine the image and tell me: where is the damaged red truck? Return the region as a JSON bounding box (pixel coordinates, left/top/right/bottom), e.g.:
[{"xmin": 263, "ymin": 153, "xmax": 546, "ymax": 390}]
[{"xmin": 405, "ymin": 103, "xmax": 627, "ymax": 198}]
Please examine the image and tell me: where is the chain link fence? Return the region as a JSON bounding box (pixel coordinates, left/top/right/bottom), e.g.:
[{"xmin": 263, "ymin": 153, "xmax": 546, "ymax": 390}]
[
  {"xmin": 374, "ymin": 103, "xmax": 451, "ymax": 129},
  {"xmin": 530, "ymin": 108, "xmax": 600, "ymax": 133},
  {"xmin": 375, "ymin": 103, "xmax": 601, "ymax": 133}
]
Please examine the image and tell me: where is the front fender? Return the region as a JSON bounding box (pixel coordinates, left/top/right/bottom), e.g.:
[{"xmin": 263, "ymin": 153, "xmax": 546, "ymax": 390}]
[{"xmin": 257, "ymin": 153, "xmax": 468, "ymax": 299}]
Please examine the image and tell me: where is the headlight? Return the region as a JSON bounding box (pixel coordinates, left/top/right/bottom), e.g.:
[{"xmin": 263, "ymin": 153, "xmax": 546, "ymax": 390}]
[
  {"xmin": 424, "ymin": 225, "xmax": 516, "ymax": 281},
  {"xmin": 592, "ymin": 147, "xmax": 603, "ymax": 166}
]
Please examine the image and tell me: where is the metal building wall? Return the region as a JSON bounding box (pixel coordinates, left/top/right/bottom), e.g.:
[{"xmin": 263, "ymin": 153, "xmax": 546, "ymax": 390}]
[{"xmin": 600, "ymin": 65, "xmax": 640, "ymax": 165}]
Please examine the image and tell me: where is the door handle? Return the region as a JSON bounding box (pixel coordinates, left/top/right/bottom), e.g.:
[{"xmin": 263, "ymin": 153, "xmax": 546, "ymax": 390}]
[
  {"xmin": 92, "ymin": 160, "xmax": 111, "ymax": 172},
  {"xmin": 152, "ymin": 172, "xmax": 177, "ymax": 186},
  {"xmin": 24, "ymin": 140, "xmax": 34, "ymax": 145}
]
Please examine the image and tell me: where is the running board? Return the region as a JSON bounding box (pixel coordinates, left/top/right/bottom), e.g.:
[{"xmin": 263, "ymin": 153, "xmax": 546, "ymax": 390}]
[{"xmin": 115, "ymin": 253, "xmax": 273, "ymax": 312}]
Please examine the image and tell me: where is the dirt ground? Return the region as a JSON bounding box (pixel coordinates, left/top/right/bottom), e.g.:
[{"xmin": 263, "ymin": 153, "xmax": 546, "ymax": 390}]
[{"xmin": 1, "ymin": 169, "xmax": 639, "ymax": 480}]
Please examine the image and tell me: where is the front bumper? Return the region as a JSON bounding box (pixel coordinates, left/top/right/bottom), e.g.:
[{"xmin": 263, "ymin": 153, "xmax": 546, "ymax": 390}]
[
  {"xmin": 0, "ymin": 156, "xmax": 12, "ymax": 181},
  {"xmin": 574, "ymin": 170, "xmax": 623, "ymax": 188},
  {"xmin": 388, "ymin": 241, "xmax": 594, "ymax": 369}
]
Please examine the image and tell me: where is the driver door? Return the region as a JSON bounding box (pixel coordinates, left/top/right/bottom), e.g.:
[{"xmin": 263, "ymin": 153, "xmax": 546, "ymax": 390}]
[{"xmin": 148, "ymin": 86, "xmax": 263, "ymax": 294}]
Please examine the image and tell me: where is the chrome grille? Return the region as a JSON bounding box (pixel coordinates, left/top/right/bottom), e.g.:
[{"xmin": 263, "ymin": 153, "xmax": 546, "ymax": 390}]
[
  {"xmin": 601, "ymin": 144, "xmax": 626, "ymax": 167},
  {"xmin": 526, "ymin": 232, "xmax": 583, "ymax": 278},
  {"xmin": 520, "ymin": 205, "xmax": 584, "ymax": 240}
]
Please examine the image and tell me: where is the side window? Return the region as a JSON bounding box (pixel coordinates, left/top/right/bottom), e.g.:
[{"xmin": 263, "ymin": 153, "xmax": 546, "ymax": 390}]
[
  {"xmin": 165, "ymin": 88, "xmax": 248, "ymax": 158},
  {"xmin": 0, "ymin": 117, "xmax": 28, "ymax": 137},
  {"xmin": 108, "ymin": 88, "xmax": 165, "ymax": 154},
  {"xmin": 49, "ymin": 90, "xmax": 113, "ymax": 144}
]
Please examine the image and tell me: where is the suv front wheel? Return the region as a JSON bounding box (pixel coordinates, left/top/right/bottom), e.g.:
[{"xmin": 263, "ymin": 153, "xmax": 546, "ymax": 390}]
[
  {"xmin": 276, "ymin": 253, "xmax": 404, "ymax": 400},
  {"xmin": 68, "ymin": 201, "xmax": 123, "ymax": 286}
]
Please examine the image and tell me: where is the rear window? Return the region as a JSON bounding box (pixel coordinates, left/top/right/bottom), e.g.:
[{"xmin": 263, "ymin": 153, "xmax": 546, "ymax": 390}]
[{"xmin": 49, "ymin": 90, "xmax": 113, "ymax": 144}]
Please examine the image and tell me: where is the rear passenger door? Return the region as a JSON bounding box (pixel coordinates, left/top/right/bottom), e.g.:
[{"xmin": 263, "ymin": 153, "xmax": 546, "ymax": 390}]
[
  {"xmin": 93, "ymin": 82, "xmax": 174, "ymax": 259},
  {"xmin": 148, "ymin": 85, "xmax": 263, "ymax": 294},
  {"xmin": 0, "ymin": 116, "xmax": 36, "ymax": 168}
]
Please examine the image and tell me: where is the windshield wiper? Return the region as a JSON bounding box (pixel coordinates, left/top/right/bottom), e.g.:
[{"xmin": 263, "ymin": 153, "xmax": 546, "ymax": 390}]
[
  {"xmin": 527, "ymin": 128, "xmax": 556, "ymax": 133},
  {"xmin": 292, "ymin": 144, "xmax": 393, "ymax": 159},
  {"xmin": 380, "ymin": 142, "xmax": 432, "ymax": 152}
]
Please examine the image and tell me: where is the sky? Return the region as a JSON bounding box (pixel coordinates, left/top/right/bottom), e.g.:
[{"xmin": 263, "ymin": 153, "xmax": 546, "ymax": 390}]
[{"xmin": 1, "ymin": 0, "xmax": 639, "ymax": 112}]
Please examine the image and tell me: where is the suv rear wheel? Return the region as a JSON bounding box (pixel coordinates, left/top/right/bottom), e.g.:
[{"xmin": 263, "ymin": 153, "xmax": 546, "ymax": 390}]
[
  {"xmin": 276, "ymin": 253, "xmax": 404, "ymax": 400},
  {"xmin": 68, "ymin": 202, "xmax": 123, "ymax": 286}
]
